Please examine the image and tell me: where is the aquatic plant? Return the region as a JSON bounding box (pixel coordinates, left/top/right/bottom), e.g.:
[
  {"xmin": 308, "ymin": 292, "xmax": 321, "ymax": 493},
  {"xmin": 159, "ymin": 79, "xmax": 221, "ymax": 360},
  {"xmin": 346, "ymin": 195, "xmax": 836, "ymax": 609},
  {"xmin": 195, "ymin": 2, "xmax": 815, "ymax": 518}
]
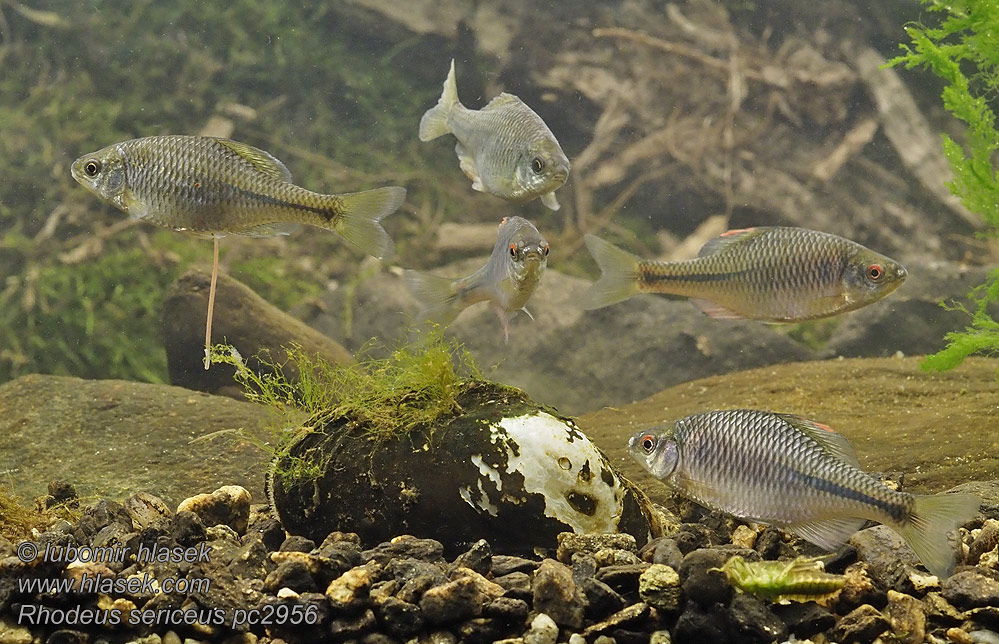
[{"xmin": 890, "ymin": 0, "xmax": 999, "ymax": 370}]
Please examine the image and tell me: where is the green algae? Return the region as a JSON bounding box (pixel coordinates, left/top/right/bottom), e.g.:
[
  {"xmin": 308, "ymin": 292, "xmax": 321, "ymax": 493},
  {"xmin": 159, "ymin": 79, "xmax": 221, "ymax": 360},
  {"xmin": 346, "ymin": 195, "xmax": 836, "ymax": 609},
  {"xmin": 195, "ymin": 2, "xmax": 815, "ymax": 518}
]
[{"xmin": 889, "ymin": 0, "xmax": 999, "ymax": 370}]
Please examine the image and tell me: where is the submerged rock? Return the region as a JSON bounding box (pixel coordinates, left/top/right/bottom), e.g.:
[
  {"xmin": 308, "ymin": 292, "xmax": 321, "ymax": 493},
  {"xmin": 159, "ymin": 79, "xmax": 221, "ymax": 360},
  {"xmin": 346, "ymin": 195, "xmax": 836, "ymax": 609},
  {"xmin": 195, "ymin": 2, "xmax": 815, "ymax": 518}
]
[{"xmin": 269, "ymin": 381, "xmax": 662, "ymax": 555}]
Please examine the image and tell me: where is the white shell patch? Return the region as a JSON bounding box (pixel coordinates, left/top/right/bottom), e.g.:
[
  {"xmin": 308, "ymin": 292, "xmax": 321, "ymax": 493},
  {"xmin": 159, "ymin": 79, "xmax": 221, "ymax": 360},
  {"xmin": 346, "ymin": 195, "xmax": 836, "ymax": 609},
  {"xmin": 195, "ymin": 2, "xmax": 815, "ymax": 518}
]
[{"xmin": 467, "ymin": 412, "xmax": 627, "ymax": 534}]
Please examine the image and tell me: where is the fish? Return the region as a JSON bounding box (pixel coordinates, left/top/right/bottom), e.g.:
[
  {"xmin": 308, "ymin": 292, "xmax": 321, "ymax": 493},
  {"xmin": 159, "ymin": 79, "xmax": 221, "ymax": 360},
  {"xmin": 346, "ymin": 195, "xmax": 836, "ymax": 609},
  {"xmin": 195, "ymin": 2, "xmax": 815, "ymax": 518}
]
[
  {"xmin": 419, "ymin": 59, "xmax": 570, "ymax": 210},
  {"xmin": 72, "ymin": 135, "xmax": 407, "ymax": 368},
  {"xmin": 403, "ymin": 216, "xmax": 549, "ymax": 341},
  {"xmin": 581, "ymin": 227, "xmax": 907, "ymax": 322},
  {"xmin": 629, "ymin": 410, "xmax": 980, "ymax": 578}
]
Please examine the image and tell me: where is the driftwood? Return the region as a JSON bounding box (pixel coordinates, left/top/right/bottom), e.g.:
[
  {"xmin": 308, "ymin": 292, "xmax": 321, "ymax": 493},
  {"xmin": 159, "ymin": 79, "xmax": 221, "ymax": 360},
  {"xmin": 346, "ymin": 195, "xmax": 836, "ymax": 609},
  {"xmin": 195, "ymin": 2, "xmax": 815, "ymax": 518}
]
[{"xmin": 163, "ymin": 269, "xmax": 355, "ymax": 397}]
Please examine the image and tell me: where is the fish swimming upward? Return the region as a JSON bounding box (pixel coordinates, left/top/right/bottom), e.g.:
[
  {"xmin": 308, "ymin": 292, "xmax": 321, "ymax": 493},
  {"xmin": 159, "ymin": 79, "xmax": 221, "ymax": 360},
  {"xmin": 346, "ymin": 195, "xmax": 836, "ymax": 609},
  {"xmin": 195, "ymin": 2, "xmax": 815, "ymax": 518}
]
[
  {"xmin": 419, "ymin": 59, "xmax": 570, "ymax": 210},
  {"xmin": 630, "ymin": 410, "xmax": 980, "ymax": 578},
  {"xmin": 403, "ymin": 216, "xmax": 549, "ymax": 342},
  {"xmin": 581, "ymin": 227, "xmax": 907, "ymax": 322},
  {"xmin": 72, "ymin": 135, "xmax": 406, "ymax": 368}
]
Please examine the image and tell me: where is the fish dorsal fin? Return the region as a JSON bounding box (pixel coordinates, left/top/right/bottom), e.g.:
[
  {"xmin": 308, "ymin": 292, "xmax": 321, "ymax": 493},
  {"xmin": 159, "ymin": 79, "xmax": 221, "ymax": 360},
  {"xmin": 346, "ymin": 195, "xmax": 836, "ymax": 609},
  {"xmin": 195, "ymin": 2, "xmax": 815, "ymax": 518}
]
[
  {"xmin": 779, "ymin": 414, "xmax": 862, "ymax": 469},
  {"xmin": 482, "ymin": 92, "xmax": 524, "ymax": 111},
  {"xmin": 697, "ymin": 227, "xmax": 768, "ymax": 258},
  {"xmin": 214, "ymin": 138, "xmax": 293, "ymax": 182},
  {"xmin": 785, "ymin": 516, "xmax": 867, "ymax": 550}
]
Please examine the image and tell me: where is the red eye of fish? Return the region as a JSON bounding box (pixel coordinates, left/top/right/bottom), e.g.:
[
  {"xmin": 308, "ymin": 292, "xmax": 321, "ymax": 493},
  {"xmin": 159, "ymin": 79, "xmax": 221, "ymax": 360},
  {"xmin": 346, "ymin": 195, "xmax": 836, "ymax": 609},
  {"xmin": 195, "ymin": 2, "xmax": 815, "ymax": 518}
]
[
  {"xmin": 641, "ymin": 435, "xmax": 656, "ymax": 453},
  {"xmin": 867, "ymin": 264, "xmax": 884, "ymax": 281},
  {"xmin": 543, "ymin": 243, "xmax": 550, "ymax": 256},
  {"xmin": 509, "ymin": 243, "xmax": 517, "ymax": 258}
]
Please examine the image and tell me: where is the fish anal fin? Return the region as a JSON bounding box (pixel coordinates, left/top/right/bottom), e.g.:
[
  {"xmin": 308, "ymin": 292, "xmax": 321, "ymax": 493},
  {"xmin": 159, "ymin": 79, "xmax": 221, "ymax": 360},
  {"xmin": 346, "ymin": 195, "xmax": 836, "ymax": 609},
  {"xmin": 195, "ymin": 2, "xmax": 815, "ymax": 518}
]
[
  {"xmin": 786, "ymin": 516, "xmax": 867, "ymax": 551},
  {"xmin": 541, "ymin": 191, "xmax": 560, "ymax": 210},
  {"xmin": 233, "ymin": 222, "xmax": 300, "ymax": 238},
  {"xmin": 779, "ymin": 414, "xmax": 862, "ymax": 468},
  {"xmin": 214, "ymin": 138, "xmax": 293, "ymax": 182},
  {"xmin": 690, "ymin": 298, "xmax": 746, "ymax": 319},
  {"xmin": 456, "ymin": 142, "xmax": 483, "ymax": 191},
  {"xmin": 698, "ymin": 227, "xmax": 768, "ymax": 258}
]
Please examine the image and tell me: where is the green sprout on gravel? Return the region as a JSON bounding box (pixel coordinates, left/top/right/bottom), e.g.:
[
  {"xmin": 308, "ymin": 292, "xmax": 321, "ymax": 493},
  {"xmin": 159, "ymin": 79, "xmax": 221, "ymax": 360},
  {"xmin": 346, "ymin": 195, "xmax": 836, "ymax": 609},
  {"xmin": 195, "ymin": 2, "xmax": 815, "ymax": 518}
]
[{"xmin": 889, "ymin": 0, "xmax": 999, "ymax": 370}]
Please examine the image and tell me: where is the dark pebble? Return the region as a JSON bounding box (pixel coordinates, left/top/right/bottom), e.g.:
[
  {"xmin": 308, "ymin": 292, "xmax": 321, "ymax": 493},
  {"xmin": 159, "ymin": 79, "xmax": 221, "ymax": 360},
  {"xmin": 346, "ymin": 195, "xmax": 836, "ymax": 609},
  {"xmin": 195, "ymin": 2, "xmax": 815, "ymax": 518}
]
[
  {"xmin": 652, "ymin": 538, "xmax": 684, "ymax": 569},
  {"xmin": 458, "ymin": 617, "xmax": 507, "ymax": 644},
  {"xmin": 595, "ymin": 563, "xmax": 651, "ymax": 594},
  {"xmin": 581, "ymin": 576, "xmax": 626, "ymax": 620},
  {"xmin": 46, "ymin": 481, "xmax": 79, "ymax": 507},
  {"xmin": 772, "ymin": 601, "xmax": 837, "ymax": 636},
  {"xmin": 828, "ymin": 603, "xmax": 889, "ymax": 644},
  {"xmin": 170, "ymin": 510, "xmax": 206, "ymax": 546},
  {"xmin": 362, "ymin": 634, "xmax": 397, "ymax": 644},
  {"xmin": 244, "ymin": 516, "xmax": 286, "ymax": 551},
  {"xmin": 419, "ymin": 576, "xmax": 491, "ymax": 625},
  {"xmin": 754, "ymin": 527, "xmax": 794, "ymax": 560},
  {"xmin": 674, "ymin": 603, "xmax": 731, "ymax": 644},
  {"xmin": 482, "ymin": 596, "xmax": 529, "ymax": 623},
  {"xmin": 493, "ymin": 571, "xmax": 532, "ymax": 601},
  {"xmin": 375, "ymin": 596, "xmax": 424, "ymax": 639},
  {"xmin": 942, "ymin": 570, "xmax": 999, "ymax": 610},
  {"xmin": 582, "ymin": 602, "xmax": 651, "ymax": 639},
  {"xmin": 674, "ymin": 523, "xmax": 714, "ymax": 554},
  {"xmin": 363, "ymin": 536, "xmax": 445, "ymax": 565},
  {"xmin": 228, "ymin": 535, "xmax": 272, "ymax": 580},
  {"xmin": 280, "ymin": 535, "xmax": 316, "ymax": 553},
  {"xmin": 533, "ymin": 558, "xmax": 585, "ymax": 629},
  {"xmin": 329, "ymin": 607, "xmax": 377, "ymax": 640},
  {"xmin": 82, "ymin": 498, "xmax": 133, "ymax": 533},
  {"xmin": 679, "ymin": 549, "xmax": 735, "ymax": 607},
  {"xmin": 571, "ymin": 552, "xmax": 598, "ymax": 583},
  {"xmin": 317, "ymin": 542, "xmax": 363, "ymax": 582},
  {"xmin": 44, "ymin": 629, "xmax": 86, "ymax": 644},
  {"xmin": 450, "ymin": 539, "xmax": 492, "ymax": 576},
  {"xmin": 490, "ymin": 554, "xmax": 540, "ymax": 576},
  {"xmin": 263, "ymin": 560, "xmax": 318, "ymax": 593},
  {"xmin": 728, "ymin": 593, "xmax": 787, "ymax": 643}
]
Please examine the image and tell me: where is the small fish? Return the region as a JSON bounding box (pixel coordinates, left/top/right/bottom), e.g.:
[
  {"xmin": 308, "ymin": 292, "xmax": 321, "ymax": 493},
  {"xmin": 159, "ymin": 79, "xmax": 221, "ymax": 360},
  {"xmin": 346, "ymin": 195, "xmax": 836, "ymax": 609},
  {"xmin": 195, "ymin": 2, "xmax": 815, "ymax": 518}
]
[
  {"xmin": 581, "ymin": 227, "xmax": 907, "ymax": 322},
  {"xmin": 714, "ymin": 555, "xmax": 845, "ymax": 604},
  {"xmin": 403, "ymin": 216, "xmax": 549, "ymax": 341},
  {"xmin": 629, "ymin": 410, "xmax": 979, "ymax": 578},
  {"xmin": 419, "ymin": 59, "xmax": 570, "ymax": 210},
  {"xmin": 72, "ymin": 135, "xmax": 406, "ymax": 368}
]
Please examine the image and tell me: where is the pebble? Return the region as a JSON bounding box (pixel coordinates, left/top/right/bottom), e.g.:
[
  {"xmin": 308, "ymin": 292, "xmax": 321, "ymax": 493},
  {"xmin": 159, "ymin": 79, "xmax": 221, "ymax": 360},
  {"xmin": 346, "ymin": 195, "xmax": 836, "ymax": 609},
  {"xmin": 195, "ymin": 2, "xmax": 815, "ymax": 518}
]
[
  {"xmin": 969, "ymin": 520, "xmax": 999, "ymax": 565},
  {"xmin": 532, "ymin": 559, "xmax": 585, "ymax": 629},
  {"xmin": 885, "ymin": 589, "xmax": 925, "ymax": 644},
  {"xmin": 523, "ymin": 613, "xmax": 558, "ymax": 644},
  {"xmin": 829, "ymin": 604, "xmax": 889, "ymax": 644},
  {"xmin": 942, "ymin": 570, "xmax": 999, "ymax": 609},
  {"xmin": 581, "ymin": 602, "xmax": 651, "ymax": 638},
  {"xmin": 176, "ymin": 485, "xmax": 251, "ymax": 534},
  {"xmin": 326, "ymin": 560, "xmax": 382, "ymax": 612},
  {"xmin": 679, "ymin": 549, "xmax": 736, "ymax": 607},
  {"xmin": 638, "ymin": 564, "xmax": 682, "ymax": 613},
  {"xmin": 730, "ymin": 524, "xmax": 758, "ymax": 549},
  {"xmin": 419, "ymin": 571, "xmax": 503, "ymax": 624},
  {"xmin": 728, "ymin": 592, "xmax": 787, "ymax": 643},
  {"xmin": 556, "ymin": 533, "xmax": 637, "ymax": 563},
  {"xmin": 122, "ymin": 492, "xmax": 172, "ymax": 528},
  {"xmin": 450, "ymin": 539, "xmax": 492, "ymax": 576}
]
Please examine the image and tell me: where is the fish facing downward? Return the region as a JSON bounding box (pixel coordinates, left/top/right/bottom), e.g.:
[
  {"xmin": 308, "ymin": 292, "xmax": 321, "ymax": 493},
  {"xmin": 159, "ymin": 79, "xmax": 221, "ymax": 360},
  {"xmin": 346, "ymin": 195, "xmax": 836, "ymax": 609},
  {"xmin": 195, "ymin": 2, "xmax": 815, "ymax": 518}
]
[
  {"xmin": 71, "ymin": 135, "xmax": 406, "ymax": 259},
  {"xmin": 581, "ymin": 227, "xmax": 907, "ymax": 322},
  {"xmin": 629, "ymin": 410, "xmax": 980, "ymax": 578},
  {"xmin": 403, "ymin": 216, "xmax": 549, "ymax": 342},
  {"xmin": 419, "ymin": 59, "xmax": 570, "ymax": 211}
]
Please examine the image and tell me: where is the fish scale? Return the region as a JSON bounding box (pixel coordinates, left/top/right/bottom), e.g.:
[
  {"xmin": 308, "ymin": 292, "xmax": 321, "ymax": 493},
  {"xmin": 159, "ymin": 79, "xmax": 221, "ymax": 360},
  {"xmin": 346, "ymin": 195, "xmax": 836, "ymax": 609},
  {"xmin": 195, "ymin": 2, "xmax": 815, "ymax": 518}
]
[{"xmin": 630, "ymin": 410, "xmax": 980, "ymax": 578}]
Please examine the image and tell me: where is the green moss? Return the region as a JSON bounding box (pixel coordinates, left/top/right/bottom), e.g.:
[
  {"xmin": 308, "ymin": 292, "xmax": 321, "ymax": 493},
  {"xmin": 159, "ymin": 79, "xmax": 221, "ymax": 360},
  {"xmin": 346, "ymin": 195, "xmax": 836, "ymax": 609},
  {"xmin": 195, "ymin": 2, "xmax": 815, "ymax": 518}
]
[{"xmin": 889, "ymin": 0, "xmax": 999, "ymax": 370}]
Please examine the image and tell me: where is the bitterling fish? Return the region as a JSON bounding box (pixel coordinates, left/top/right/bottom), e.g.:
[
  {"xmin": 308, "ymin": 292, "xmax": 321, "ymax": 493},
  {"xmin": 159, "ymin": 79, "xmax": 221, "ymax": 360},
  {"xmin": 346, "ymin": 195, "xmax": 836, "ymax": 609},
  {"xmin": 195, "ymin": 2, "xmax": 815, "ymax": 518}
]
[
  {"xmin": 630, "ymin": 410, "xmax": 980, "ymax": 578},
  {"xmin": 582, "ymin": 227, "xmax": 906, "ymax": 322},
  {"xmin": 419, "ymin": 59, "xmax": 570, "ymax": 210},
  {"xmin": 72, "ymin": 135, "xmax": 406, "ymax": 368},
  {"xmin": 403, "ymin": 216, "xmax": 549, "ymax": 341}
]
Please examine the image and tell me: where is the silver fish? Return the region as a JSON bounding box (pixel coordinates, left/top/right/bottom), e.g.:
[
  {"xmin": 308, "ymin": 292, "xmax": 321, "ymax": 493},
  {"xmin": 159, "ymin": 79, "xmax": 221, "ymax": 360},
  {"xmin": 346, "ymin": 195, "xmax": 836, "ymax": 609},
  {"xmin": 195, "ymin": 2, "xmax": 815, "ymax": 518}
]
[
  {"xmin": 419, "ymin": 59, "xmax": 570, "ymax": 210},
  {"xmin": 630, "ymin": 410, "xmax": 979, "ymax": 578},
  {"xmin": 403, "ymin": 216, "xmax": 549, "ymax": 341}
]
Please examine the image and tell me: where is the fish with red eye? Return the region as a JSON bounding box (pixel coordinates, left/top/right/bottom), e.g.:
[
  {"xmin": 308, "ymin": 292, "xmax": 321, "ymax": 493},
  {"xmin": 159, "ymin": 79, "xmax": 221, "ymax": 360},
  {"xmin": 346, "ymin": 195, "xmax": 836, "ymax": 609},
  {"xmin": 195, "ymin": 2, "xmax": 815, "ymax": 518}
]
[
  {"xmin": 867, "ymin": 264, "xmax": 883, "ymax": 281},
  {"xmin": 404, "ymin": 216, "xmax": 549, "ymax": 342}
]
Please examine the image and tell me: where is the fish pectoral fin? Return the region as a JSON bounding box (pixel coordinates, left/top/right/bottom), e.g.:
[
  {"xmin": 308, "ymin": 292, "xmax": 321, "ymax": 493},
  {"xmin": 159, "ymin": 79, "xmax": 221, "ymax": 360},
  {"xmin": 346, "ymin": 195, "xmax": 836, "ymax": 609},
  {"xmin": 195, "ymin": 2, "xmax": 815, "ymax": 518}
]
[
  {"xmin": 520, "ymin": 306, "xmax": 535, "ymax": 321},
  {"xmin": 455, "ymin": 142, "xmax": 483, "ymax": 191},
  {"xmin": 778, "ymin": 414, "xmax": 862, "ymax": 469},
  {"xmin": 690, "ymin": 298, "xmax": 745, "ymax": 320},
  {"xmin": 214, "ymin": 138, "xmax": 293, "ymax": 182},
  {"xmin": 785, "ymin": 516, "xmax": 867, "ymax": 551},
  {"xmin": 540, "ymin": 191, "xmax": 560, "ymax": 211},
  {"xmin": 232, "ymin": 222, "xmax": 301, "ymax": 238}
]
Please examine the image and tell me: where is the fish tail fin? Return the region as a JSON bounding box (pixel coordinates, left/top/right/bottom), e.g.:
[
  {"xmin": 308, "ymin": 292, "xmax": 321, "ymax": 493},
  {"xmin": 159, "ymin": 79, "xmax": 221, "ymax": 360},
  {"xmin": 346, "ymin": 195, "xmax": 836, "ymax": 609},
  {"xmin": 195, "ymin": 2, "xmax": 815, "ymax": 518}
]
[
  {"xmin": 336, "ymin": 186, "xmax": 406, "ymax": 260},
  {"xmin": 897, "ymin": 492, "xmax": 979, "ymax": 578},
  {"xmin": 419, "ymin": 59, "xmax": 459, "ymax": 142},
  {"xmin": 403, "ymin": 269, "xmax": 464, "ymax": 327},
  {"xmin": 580, "ymin": 234, "xmax": 642, "ymax": 310}
]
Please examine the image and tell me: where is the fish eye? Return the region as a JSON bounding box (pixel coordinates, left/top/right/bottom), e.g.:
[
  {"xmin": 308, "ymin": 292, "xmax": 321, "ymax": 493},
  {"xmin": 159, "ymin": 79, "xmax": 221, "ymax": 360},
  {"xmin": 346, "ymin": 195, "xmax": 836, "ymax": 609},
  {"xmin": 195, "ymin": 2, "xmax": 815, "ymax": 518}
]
[
  {"xmin": 542, "ymin": 243, "xmax": 550, "ymax": 257},
  {"xmin": 867, "ymin": 263, "xmax": 884, "ymax": 281},
  {"xmin": 509, "ymin": 243, "xmax": 518, "ymax": 258},
  {"xmin": 532, "ymin": 157, "xmax": 544, "ymax": 174},
  {"xmin": 641, "ymin": 434, "xmax": 656, "ymax": 453},
  {"xmin": 84, "ymin": 160, "xmax": 101, "ymax": 177}
]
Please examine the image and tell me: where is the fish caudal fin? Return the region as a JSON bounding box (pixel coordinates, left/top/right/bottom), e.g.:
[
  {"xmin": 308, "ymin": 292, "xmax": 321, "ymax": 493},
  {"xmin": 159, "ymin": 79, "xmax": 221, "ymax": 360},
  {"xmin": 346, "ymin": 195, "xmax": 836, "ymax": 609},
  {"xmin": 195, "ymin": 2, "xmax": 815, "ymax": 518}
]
[
  {"xmin": 419, "ymin": 59, "xmax": 459, "ymax": 142},
  {"xmin": 580, "ymin": 234, "xmax": 641, "ymax": 310},
  {"xmin": 403, "ymin": 269, "xmax": 464, "ymax": 328},
  {"xmin": 897, "ymin": 492, "xmax": 979, "ymax": 578},
  {"xmin": 337, "ymin": 186, "xmax": 406, "ymax": 259}
]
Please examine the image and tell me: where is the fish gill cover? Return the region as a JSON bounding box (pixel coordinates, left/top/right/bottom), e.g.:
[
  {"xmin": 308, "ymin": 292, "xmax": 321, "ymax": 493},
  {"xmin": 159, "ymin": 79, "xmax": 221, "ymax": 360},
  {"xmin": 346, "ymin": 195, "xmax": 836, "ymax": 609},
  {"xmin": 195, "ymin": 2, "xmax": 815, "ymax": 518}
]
[{"xmin": 890, "ymin": 0, "xmax": 999, "ymax": 370}]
